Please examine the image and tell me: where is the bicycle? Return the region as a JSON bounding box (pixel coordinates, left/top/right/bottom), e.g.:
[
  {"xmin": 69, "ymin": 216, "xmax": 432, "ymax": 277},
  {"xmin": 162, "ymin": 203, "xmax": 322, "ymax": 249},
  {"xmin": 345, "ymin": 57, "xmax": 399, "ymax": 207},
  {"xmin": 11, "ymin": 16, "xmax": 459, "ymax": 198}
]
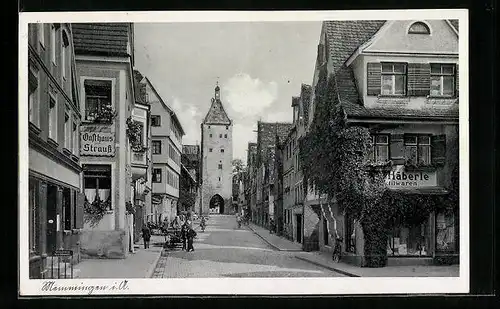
[{"xmin": 332, "ymin": 237, "xmax": 343, "ymax": 263}]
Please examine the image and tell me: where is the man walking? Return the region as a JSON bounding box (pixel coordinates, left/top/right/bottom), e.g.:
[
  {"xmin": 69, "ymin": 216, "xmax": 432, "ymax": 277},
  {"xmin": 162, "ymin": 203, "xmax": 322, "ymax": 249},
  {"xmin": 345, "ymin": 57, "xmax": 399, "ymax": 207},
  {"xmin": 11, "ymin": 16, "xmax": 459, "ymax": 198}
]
[
  {"xmin": 142, "ymin": 224, "xmax": 151, "ymax": 249},
  {"xmin": 187, "ymin": 225, "xmax": 197, "ymax": 252},
  {"xmin": 181, "ymin": 221, "xmax": 189, "ymax": 251}
]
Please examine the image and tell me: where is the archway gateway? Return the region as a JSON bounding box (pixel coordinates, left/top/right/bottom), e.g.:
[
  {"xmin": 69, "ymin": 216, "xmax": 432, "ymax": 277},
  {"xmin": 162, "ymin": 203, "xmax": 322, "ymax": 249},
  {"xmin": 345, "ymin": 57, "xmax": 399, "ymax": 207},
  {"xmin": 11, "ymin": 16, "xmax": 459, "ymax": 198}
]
[{"xmin": 209, "ymin": 194, "xmax": 224, "ymax": 214}]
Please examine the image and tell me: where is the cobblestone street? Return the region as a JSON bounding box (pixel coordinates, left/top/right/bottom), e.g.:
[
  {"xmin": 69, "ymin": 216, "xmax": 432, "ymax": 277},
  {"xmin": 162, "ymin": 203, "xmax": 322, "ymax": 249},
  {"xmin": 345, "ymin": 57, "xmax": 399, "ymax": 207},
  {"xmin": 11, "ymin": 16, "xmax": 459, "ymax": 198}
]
[{"xmin": 152, "ymin": 215, "xmax": 345, "ymax": 278}]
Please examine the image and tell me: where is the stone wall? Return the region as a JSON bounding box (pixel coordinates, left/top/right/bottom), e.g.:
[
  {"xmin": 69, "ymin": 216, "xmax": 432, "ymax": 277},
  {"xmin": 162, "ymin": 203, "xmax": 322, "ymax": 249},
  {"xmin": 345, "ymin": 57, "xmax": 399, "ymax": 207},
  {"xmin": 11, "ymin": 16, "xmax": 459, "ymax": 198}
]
[{"xmin": 79, "ymin": 230, "xmax": 127, "ymax": 259}]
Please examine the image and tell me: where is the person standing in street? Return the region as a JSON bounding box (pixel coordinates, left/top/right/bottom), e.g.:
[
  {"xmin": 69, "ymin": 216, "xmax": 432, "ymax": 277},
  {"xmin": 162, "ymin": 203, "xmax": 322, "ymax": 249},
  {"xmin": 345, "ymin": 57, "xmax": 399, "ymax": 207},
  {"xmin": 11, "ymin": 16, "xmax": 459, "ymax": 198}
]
[
  {"xmin": 187, "ymin": 225, "xmax": 197, "ymax": 252},
  {"xmin": 181, "ymin": 222, "xmax": 189, "ymax": 251},
  {"xmin": 142, "ymin": 225, "xmax": 151, "ymax": 249}
]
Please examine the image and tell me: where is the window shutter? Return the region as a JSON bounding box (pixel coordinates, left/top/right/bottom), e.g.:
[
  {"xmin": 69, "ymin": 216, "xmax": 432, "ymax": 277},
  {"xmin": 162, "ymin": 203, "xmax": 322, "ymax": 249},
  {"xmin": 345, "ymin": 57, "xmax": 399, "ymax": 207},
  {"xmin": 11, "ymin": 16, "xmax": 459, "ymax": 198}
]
[
  {"xmin": 390, "ymin": 134, "xmax": 405, "ymax": 165},
  {"xmin": 407, "ymin": 63, "xmax": 431, "ymax": 96},
  {"xmin": 75, "ymin": 192, "xmax": 86, "ymax": 229},
  {"xmin": 455, "ymin": 64, "xmax": 459, "ymax": 97},
  {"xmin": 367, "ymin": 63, "xmax": 381, "ymax": 96},
  {"xmin": 431, "ymin": 135, "xmax": 446, "ymax": 166}
]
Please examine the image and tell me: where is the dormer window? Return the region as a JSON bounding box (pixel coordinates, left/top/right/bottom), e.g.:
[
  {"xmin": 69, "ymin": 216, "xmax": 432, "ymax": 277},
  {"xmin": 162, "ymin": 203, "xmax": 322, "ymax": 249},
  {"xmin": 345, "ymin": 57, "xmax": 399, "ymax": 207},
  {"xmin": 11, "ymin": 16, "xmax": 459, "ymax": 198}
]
[{"xmin": 408, "ymin": 22, "xmax": 430, "ymax": 34}]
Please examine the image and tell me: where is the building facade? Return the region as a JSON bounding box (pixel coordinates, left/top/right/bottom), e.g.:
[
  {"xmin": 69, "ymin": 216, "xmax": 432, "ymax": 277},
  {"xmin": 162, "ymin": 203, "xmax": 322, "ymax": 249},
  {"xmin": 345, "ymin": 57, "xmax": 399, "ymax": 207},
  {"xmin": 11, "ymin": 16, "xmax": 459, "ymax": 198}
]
[
  {"xmin": 182, "ymin": 145, "xmax": 202, "ymax": 215},
  {"xmin": 73, "ymin": 23, "xmax": 138, "ymax": 259},
  {"xmin": 308, "ymin": 20, "xmax": 459, "ymax": 266},
  {"xmin": 28, "ymin": 23, "xmax": 83, "ymax": 278},
  {"xmin": 200, "ymin": 84, "xmax": 233, "ymax": 215},
  {"xmin": 140, "ymin": 76, "xmax": 184, "ymax": 225},
  {"xmin": 245, "ymin": 142, "xmax": 257, "ymax": 222}
]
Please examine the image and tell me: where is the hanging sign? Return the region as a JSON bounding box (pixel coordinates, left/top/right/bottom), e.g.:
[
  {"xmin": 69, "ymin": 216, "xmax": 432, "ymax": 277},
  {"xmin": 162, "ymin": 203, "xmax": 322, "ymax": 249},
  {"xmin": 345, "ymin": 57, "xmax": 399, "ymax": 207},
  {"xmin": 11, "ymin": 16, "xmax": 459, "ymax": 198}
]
[
  {"xmin": 80, "ymin": 130, "xmax": 115, "ymax": 157},
  {"xmin": 385, "ymin": 165, "xmax": 437, "ymax": 188}
]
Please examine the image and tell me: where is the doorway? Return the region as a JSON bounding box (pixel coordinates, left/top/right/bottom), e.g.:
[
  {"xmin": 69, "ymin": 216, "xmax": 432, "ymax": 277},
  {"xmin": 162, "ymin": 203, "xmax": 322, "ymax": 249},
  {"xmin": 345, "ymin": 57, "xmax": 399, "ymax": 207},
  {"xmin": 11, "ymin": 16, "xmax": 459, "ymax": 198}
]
[
  {"xmin": 296, "ymin": 214, "xmax": 302, "ymax": 243},
  {"xmin": 46, "ymin": 184, "xmax": 58, "ymax": 254},
  {"xmin": 209, "ymin": 194, "xmax": 224, "ymax": 214}
]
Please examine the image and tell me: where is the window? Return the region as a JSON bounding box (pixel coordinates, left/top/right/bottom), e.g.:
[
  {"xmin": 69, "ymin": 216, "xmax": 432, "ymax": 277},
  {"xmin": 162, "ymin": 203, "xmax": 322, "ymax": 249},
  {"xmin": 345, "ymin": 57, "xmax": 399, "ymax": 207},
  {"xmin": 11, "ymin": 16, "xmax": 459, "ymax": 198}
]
[
  {"xmin": 38, "ymin": 24, "xmax": 45, "ymax": 47},
  {"xmin": 61, "ymin": 30, "xmax": 69, "ymax": 80},
  {"xmin": 50, "ymin": 24, "xmax": 56, "ymax": 64},
  {"xmin": 219, "ymin": 134, "xmax": 222, "ymax": 138},
  {"xmin": 381, "ymin": 63, "xmax": 407, "ymax": 96},
  {"xmin": 72, "ymin": 121, "xmax": 78, "ymax": 154},
  {"xmin": 152, "ymin": 141, "xmax": 161, "ymax": 154},
  {"xmin": 219, "ymin": 177, "xmax": 221, "ymax": 181},
  {"xmin": 153, "ymin": 168, "xmax": 162, "ymax": 183},
  {"xmin": 408, "ymin": 22, "xmax": 430, "ymax": 34},
  {"xmin": 224, "ymin": 134, "xmax": 227, "ymax": 138},
  {"xmin": 221, "ymin": 148, "xmax": 224, "ymax": 153},
  {"xmin": 210, "ymin": 134, "xmax": 212, "ymax": 138},
  {"xmin": 83, "ymin": 165, "xmax": 112, "ymax": 210},
  {"xmin": 370, "ymin": 135, "xmax": 389, "ymax": 163},
  {"xmin": 226, "ymin": 126, "xmax": 228, "ymax": 130},
  {"xmin": 404, "ymin": 135, "xmax": 431, "ymax": 165},
  {"xmin": 84, "ymin": 80, "xmax": 112, "ymax": 122},
  {"xmin": 64, "ymin": 107, "xmax": 71, "ymax": 149},
  {"xmin": 345, "ymin": 213, "xmax": 356, "ymax": 253},
  {"xmin": 28, "ymin": 65, "xmax": 39, "ymax": 126},
  {"xmin": 218, "ymin": 164, "xmax": 223, "ymax": 170},
  {"xmin": 151, "ymin": 115, "xmax": 161, "ymax": 126},
  {"xmin": 430, "ymin": 64, "xmax": 455, "ymax": 97},
  {"xmin": 435, "ymin": 210, "xmax": 457, "ymax": 253},
  {"xmin": 388, "ymin": 215, "xmax": 431, "ymax": 256},
  {"xmin": 209, "ymin": 148, "xmax": 213, "ymax": 152},
  {"xmin": 48, "ymin": 93, "xmax": 57, "ymax": 141}
]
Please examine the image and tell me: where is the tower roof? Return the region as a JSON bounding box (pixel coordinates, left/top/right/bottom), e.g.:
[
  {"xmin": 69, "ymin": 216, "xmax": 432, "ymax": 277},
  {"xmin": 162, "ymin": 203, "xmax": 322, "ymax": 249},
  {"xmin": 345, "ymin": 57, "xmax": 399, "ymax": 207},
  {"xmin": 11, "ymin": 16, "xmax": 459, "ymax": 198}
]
[{"xmin": 203, "ymin": 84, "xmax": 231, "ymax": 125}]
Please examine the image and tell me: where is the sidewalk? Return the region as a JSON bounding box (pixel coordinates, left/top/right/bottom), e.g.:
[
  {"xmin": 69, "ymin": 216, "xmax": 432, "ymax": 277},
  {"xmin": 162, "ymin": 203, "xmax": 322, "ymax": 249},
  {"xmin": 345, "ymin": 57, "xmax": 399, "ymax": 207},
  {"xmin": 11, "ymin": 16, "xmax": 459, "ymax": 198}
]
[
  {"xmin": 295, "ymin": 250, "xmax": 460, "ymax": 277},
  {"xmin": 75, "ymin": 235, "xmax": 164, "ymax": 279},
  {"xmin": 248, "ymin": 223, "xmax": 302, "ymax": 251}
]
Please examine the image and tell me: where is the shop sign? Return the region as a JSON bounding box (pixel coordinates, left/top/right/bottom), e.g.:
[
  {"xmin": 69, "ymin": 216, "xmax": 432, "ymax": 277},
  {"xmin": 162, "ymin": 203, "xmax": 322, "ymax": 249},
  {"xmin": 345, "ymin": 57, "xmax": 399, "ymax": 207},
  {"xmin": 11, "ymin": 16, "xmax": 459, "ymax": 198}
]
[
  {"xmin": 385, "ymin": 165, "xmax": 437, "ymax": 188},
  {"xmin": 80, "ymin": 131, "xmax": 115, "ymax": 157}
]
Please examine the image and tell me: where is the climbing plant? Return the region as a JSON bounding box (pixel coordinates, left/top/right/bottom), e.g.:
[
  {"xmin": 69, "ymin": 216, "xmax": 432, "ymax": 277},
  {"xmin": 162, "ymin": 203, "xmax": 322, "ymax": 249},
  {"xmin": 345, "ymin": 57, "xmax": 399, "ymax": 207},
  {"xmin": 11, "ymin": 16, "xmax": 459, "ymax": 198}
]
[{"xmin": 84, "ymin": 194, "xmax": 111, "ymax": 227}]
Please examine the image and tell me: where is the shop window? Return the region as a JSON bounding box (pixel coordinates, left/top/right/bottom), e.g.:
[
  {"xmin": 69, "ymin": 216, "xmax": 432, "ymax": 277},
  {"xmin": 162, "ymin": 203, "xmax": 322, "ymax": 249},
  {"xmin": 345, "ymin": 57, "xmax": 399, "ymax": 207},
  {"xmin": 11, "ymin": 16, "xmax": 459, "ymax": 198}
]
[
  {"xmin": 83, "ymin": 165, "xmax": 112, "ymax": 210},
  {"xmin": 430, "ymin": 64, "xmax": 456, "ymax": 97},
  {"xmin": 48, "ymin": 93, "xmax": 57, "ymax": 141},
  {"xmin": 153, "ymin": 168, "xmax": 162, "ymax": 183},
  {"xmin": 404, "ymin": 135, "xmax": 431, "ymax": 165},
  {"xmin": 381, "ymin": 63, "xmax": 407, "ymax": 96},
  {"xmin": 64, "ymin": 107, "xmax": 71, "ymax": 150},
  {"xmin": 63, "ymin": 188, "xmax": 72, "ymax": 230},
  {"xmin": 387, "ymin": 216, "xmax": 431, "ymax": 256},
  {"xmin": 28, "ymin": 65, "xmax": 40, "ymax": 127},
  {"xmin": 370, "ymin": 134, "xmax": 389, "ymax": 163},
  {"xmin": 29, "ymin": 178, "xmax": 39, "ymax": 254},
  {"xmin": 436, "ymin": 211, "xmax": 457, "ymax": 252},
  {"xmin": 152, "ymin": 140, "xmax": 161, "ymax": 154},
  {"xmin": 345, "ymin": 212, "xmax": 356, "ymax": 253},
  {"xmin": 151, "ymin": 115, "xmax": 161, "ymax": 127},
  {"xmin": 84, "ymin": 80, "xmax": 112, "ymax": 122}
]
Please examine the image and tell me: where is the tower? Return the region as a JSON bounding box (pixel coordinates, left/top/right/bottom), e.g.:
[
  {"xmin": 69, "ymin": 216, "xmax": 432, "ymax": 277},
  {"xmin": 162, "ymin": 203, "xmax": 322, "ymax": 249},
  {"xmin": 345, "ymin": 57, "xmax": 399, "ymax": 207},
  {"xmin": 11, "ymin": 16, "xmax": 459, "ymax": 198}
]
[{"xmin": 200, "ymin": 83, "xmax": 233, "ymax": 215}]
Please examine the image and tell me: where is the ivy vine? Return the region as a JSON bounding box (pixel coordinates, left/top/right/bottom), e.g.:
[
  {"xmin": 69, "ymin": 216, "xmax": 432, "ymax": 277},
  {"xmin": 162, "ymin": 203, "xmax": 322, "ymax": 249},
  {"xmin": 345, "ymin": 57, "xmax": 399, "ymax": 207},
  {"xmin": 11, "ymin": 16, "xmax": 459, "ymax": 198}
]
[
  {"xmin": 84, "ymin": 194, "xmax": 111, "ymax": 227},
  {"xmin": 92, "ymin": 104, "xmax": 117, "ymax": 124},
  {"xmin": 126, "ymin": 117, "xmax": 147, "ymax": 152},
  {"xmin": 300, "ymin": 65, "xmax": 459, "ymax": 267},
  {"xmin": 126, "ymin": 201, "xmax": 136, "ymax": 215}
]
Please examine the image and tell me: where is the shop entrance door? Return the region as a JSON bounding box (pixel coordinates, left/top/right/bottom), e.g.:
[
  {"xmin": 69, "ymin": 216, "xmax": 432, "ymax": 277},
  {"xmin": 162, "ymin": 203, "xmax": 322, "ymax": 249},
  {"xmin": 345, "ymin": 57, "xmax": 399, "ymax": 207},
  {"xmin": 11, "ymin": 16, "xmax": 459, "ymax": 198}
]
[
  {"xmin": 296, "ymin": 214, "xmax": 302, "ymax": 243},
  {"xmin": 46, "ymin": 185, "xmax": 58, "ymax": 253}
]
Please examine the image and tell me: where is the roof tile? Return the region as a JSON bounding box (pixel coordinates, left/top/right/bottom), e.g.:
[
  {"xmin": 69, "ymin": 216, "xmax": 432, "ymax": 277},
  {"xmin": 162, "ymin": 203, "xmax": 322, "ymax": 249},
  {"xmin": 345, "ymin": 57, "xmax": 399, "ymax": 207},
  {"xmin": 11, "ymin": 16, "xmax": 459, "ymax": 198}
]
[{"xmin": 72, "ymin": 23, "xmax": 130, "ymax": 57}]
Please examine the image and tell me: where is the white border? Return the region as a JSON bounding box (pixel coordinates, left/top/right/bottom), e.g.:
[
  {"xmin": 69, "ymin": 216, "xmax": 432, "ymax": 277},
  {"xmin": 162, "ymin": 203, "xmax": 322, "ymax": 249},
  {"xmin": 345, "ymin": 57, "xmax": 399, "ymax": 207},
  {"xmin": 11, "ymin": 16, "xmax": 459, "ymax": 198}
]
[{"xmin": 19, "ymin": 9, "xmax": 469, "ymax": 296}]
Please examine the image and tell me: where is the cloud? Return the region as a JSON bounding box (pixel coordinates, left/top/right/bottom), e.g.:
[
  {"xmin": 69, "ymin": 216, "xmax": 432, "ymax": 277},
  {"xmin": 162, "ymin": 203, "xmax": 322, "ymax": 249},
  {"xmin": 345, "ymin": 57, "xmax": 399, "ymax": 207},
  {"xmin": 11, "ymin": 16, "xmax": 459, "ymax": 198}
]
[
  {"xmin": 223, "ymin": 73, "xmax": 278, "ymax": 117},
  {"xmin": 170, "ymin": 97, "xmax": 202, "ymax": 145},
  {"xmin": 262, "ymin": 110, "xmax": 293, "ymax": 123},
  {"xmin": 232, "ymin": 123, "xmax": 257, "ymax": 162}
]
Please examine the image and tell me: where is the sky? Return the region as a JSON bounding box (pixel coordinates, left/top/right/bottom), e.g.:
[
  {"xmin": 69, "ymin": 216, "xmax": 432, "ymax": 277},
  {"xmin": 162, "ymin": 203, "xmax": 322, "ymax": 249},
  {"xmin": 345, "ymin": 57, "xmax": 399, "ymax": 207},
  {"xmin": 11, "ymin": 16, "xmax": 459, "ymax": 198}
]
[{"xmin": 134, "ymin": 21, "xmax": 322, "ymax": 162}]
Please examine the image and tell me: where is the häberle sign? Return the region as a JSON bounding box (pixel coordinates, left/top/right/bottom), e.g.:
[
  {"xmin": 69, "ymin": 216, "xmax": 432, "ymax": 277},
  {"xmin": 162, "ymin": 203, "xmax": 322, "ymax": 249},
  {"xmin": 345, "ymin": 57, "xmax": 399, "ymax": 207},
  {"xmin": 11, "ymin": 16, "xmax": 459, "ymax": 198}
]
[{"xmin": 385, "ymin": 165, "xmax": 437, "ymax": 188}]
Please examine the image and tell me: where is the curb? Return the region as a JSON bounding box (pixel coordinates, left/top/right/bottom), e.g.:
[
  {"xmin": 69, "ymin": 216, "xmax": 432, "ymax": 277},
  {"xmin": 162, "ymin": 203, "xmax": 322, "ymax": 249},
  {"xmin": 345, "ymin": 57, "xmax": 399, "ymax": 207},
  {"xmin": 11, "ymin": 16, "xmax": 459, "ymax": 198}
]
[
  {"xmin": 247, "ymin": 224, "xmax": 302, "ymax": 252},
  {"xmin": 294, "ymin": 256, "xmax": 360, "ymax": 277},
  {"xmin": 146, "ymin": 247, "xmax": 165, "ymax": 278}
]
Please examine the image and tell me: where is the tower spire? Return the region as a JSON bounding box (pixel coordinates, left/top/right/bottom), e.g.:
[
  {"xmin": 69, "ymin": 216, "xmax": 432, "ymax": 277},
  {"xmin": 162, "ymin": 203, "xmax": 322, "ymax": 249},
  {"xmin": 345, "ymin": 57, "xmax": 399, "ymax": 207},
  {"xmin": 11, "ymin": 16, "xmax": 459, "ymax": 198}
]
[{"xmin": 214, "ymin": 79, "xmax": 221, "ymax": 100}]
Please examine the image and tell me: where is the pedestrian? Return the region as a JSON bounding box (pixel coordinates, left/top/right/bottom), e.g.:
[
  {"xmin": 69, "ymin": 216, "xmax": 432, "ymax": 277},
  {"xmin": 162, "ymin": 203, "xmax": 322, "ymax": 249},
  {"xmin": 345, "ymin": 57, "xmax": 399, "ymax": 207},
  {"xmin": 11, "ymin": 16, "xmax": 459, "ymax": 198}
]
[
  {"xmin": 181, "ymin": 221, "xmax": 189, "ymax": 251},
  {"xmin": 142, "ymin": 224, "xmax": 151, "ymax": 249},
  {"xmin": 162, "ymin": 218, "xmax": 169, "ymax": 243},
  {"xmin": 187, "ymin": 225, "xmax": 197, "ymax": 252}
]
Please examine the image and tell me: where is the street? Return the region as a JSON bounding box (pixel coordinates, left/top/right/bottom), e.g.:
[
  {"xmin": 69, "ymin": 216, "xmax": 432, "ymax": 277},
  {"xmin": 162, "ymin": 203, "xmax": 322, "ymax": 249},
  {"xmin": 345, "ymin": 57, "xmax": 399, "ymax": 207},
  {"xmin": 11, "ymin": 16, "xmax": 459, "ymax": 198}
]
[{"xmin": 152, "ymin": 215, "xmax": 345, "ymax": 278}]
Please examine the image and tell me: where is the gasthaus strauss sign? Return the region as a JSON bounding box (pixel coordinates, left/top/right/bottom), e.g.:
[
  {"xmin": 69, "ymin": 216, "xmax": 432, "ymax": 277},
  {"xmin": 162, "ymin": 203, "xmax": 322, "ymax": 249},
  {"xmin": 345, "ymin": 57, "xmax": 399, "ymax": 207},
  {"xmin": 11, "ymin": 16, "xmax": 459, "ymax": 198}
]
[
  {"xmin": 80, "ymin": 130, "xmax": 115, "ymax": 157},
  {"xmin": 385, "ymin": 165, "xmax": 437, "ymax": 188}
]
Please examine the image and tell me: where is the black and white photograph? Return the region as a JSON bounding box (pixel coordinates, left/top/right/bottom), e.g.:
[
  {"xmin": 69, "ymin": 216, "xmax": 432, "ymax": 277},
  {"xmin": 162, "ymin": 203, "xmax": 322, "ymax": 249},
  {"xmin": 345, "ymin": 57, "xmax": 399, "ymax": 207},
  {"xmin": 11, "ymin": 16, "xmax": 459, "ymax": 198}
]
[{"xmin": 18, "ymin": 10, "xmax": 469, "ymax": 295}]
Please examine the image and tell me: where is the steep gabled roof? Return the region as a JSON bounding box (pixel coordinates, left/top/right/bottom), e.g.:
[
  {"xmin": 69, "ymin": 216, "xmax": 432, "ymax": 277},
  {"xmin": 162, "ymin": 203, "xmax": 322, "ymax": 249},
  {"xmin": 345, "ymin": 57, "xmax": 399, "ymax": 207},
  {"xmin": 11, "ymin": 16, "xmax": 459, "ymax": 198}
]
[
  {"xmin": 324, "ymin": 20, "xmax": 459, "ymax": 121},
  {"xmin": 448, "ymin": 19, "xmax": 459, "ymax": 33},
  {"xmin": 257, "ymin": 122, "xmax": 293, "ymax": 166},
  {"xmin": 203, "ymin": 98, "xmax": 231, "ymax": 125},
  {"xmin": 73, "ymin": 23, "xmax": 131, "ymax": 57}
]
